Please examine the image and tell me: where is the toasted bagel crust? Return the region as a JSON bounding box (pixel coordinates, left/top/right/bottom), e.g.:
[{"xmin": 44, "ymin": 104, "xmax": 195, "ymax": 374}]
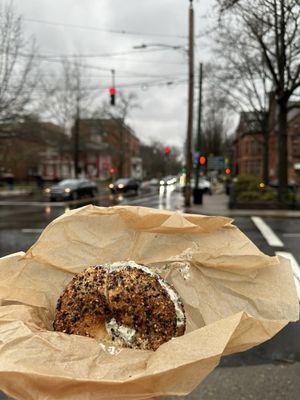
[{"xmin": 53, "ymin": 262, "xmax": 186, "ymax": 350}]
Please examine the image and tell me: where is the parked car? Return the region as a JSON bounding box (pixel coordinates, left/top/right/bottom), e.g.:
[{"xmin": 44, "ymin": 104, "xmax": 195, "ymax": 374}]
[
  {"xmin": 109, "ymin": 178, "xmax": 139, "ymax": 194},
  {"xmin": 197, "ymin": 178, "xmax": 212, "ymax": 194},
  {"xmin": 149, "ymin": 178, "xmax": 160, "ymax": 186},
  {"xmin": 44, "ymin": 179, "xmax": 98, "ymax": 201},
  {"xmin": 269, "ymin": 180, "xmax": 296, "ymax": 189},
  {"xmin": 181, "ymin": 177, "xmax": 212, "ymax": 194}
]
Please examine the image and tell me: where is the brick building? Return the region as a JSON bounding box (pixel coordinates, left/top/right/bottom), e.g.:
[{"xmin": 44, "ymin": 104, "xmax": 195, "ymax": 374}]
[
  {"xmin": 234, "ymin": 104, "xmax": 300, "ymax": 185},
  {"xmin": 234, "ymin": 112, "xmax": 264, "ymax": 177},
  {"xmin": 0, "ymin": 118, "xmax": 141, "ymax": 182},
  {"xmin": 79, "ymin": 118, "xmax": 142, "ymax": 178}
]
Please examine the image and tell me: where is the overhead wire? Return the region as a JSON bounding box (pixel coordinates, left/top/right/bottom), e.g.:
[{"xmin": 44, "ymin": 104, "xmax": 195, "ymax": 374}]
[{"xmin": 23, "ymin": 17, "xmax": 187, "ymax": 39}]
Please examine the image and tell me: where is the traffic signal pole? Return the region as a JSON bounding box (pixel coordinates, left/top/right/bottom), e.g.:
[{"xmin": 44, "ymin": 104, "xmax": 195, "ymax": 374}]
[
  {"xmin": 110, "ymin": 69, "xmax": 116, "ymax": 105},
  {"xmin": 195, "ymin": 63, "xmax": 203, "ymax": 190},
  {"xmin": 184, "ymin": 0, "xmax": 194, "ymax": 208}
]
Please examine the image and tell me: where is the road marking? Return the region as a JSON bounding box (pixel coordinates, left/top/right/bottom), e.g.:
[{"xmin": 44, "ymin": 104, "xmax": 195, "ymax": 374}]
[
  {"xmin": 22, "ymin": 228, "xmax": 43, "ymax": 233},
  {"xmin": 276, "ymin": 252, "xmax": 300, "ymax": 281},
  {"xmin": 276, "ymin": 251, "xmax": 300, "ymax": 301},
  {"xmin": 283, "ymin": 233, "xmax": 300, "ymax": 238},
  {"xmin": 251, "ymin": 216, "xmax": 284, "ymax": 247}
]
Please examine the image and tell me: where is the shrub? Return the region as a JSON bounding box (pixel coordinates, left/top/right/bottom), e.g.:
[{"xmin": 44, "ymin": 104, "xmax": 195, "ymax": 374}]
[{"xmin": 234, "ymin": 175, "xmax": 262, "ymax": 194}]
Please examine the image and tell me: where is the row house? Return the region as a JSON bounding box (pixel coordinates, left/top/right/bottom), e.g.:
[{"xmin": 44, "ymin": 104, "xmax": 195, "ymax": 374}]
[
  {"xmin": 0, "ymin": 118, "xmax": 141, "ymax": 182},
  {"xmin": 234, "ymin": 102, "xmax": 300, "ymax": 185},
  {"xmin": 79, "ymin": 118, "xmax": 142, "ymax": 179},
  {"xmin": 234, "ymin": 112, "xmax": 264, "ymax": 177}
]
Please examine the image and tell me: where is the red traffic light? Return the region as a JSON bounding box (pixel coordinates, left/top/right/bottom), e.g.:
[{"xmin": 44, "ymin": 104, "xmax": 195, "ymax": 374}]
[
  {"xmin": 164, "ymin": 146, "xmax": 170, "ymax": 155},
  {"xmin": 199, "ymin": 156, "xmax": 207, "ymax": 165},
  {"xmin": 225, "ymin": 168, "xmax": 231, "ymax": 175},
  {"xmin": 109, "ymin": 87, "xmax": 116, "ymax": 95}
]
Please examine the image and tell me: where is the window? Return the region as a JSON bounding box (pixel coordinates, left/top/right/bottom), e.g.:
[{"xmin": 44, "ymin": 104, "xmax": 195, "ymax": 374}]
[{"xmin": 292, "ymin": 135, "xmax": 300, "ymax": 157}]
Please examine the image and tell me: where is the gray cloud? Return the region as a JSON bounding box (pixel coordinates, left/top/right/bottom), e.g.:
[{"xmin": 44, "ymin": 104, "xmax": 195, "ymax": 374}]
[{"xmin": 13, "ymin": 0, "xmax": 213, "ymax": 147}]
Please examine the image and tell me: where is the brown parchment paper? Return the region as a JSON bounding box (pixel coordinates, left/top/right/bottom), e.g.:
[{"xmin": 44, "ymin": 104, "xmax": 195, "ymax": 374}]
[{"xmin": 0, "ymin": 205, "xmax": 298, "ymax": 400}]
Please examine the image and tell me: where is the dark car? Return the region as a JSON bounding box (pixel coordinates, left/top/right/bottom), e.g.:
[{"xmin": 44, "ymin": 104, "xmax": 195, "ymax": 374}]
[
  {"xmin": 109, "ymin": 178, "xmax": 139, "ymax": 194},
  {"xmin": 44, "ymin": 179, "xmax": 98, "ymax": 201},
  {"xmin": 269, "ymin": 180, "xmax": 296, "ymax": 189}
]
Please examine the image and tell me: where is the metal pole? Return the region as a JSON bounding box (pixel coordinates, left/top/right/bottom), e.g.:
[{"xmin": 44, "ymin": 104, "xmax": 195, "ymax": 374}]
[
  {"xmin": 111, "ymin": 69, "xmax": 115, "ymax": 88},
  {"xmin": 184, "ymin": 0, "xmax": 194, "ymax": 207},
  {"xmin": 74, "ymin": 96, "xmax": 80, "ymax": 179},
  {"xmin": 195, "ymin": 63, "xmax": 203, "ymax": 190}
]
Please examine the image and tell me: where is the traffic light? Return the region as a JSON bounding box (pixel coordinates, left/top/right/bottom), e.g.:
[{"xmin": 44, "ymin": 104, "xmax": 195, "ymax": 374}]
[
  {"xmin": 109, "ymin": 87, "xmax": 116, "ymax": 106},
  {"xmin": 163, "ymin": 146, "xmax": 170, "ymax": 155},
  {"xmin": 199, "ymin": 155, "xmax": 207, "ymax": 165},
  {"xmin": 225, "ymin": 168, "xmax": 231, "ymax": 175}
]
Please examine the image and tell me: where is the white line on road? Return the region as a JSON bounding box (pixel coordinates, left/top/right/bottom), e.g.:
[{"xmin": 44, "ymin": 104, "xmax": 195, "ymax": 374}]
[
  {"xmin": 251, "ymin": 216, "xmax": 284, "ymax": 247},
  {"xmin": 276, "ymin": 252, "xmax": 300, "ymax": 281},
  {"xmin": 283, "ymin": 233, "xmax": 300, "ymax": 238},
  {"xmin": 21, "ymin": 228, "xmax": 43, "ymax": 233},
  {"xmin": 276, "ymin": 251, "xmax": 300, "ymax": 301}
]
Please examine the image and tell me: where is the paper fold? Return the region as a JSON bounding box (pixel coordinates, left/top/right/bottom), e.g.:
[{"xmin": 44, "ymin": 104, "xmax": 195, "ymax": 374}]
[{"xmin": 0, "ymin": 205, "xmax": 298, "ymax": 400}]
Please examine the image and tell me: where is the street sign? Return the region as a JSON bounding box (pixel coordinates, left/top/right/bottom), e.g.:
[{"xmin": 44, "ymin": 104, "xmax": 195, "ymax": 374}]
[{"xmin": 207, "ymin": 156, "xmax": 225, "ymax": 171}]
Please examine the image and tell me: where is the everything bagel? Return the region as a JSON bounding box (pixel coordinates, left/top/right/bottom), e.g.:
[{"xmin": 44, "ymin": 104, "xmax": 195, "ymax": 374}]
[{"xmin": 53, "ymin": 261, "xmax": 186, "ymax": 350}]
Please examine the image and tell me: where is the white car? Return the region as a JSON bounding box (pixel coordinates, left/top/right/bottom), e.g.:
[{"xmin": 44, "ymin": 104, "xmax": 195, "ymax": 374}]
[
  {"xmin": 160, "ymin": 176, "xmax": 177, "ymax": 185},
  {"xmin": 189, "ymin": 178, "xmax": 212, "ymax": 194}
]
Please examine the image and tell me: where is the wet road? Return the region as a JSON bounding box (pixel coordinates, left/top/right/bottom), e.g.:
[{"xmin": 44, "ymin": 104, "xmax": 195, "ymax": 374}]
[{"xmin": 0, "ymin": 185, "xmax": 300, "ymax": 399}]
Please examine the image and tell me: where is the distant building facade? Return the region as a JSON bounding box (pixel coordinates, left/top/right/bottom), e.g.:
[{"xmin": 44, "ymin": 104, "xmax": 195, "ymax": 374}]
[
  {"xmin": 0, "ymin": 117, "xmax": 141, "ymax": 182},
  {"xmin": 234, "ymin": 103, "xmax": 300, "ymax": 185},
  {"xmin": 80, "ymin": 118, "xmax": 142, "ymax": 179},
  {"xmin": 234, "ymin": 112, "xmax": 264, "ymax": 177}
]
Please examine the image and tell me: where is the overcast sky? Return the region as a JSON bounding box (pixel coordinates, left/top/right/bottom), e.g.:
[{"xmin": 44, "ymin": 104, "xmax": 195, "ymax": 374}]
[{"xmin": 12, "ymin": 0, "xmax": 216, "ymax": 147}]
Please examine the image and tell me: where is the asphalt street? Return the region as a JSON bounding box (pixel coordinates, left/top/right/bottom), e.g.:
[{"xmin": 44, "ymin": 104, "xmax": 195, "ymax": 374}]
[{"xmin": 0, "ymin": 185, "xmax": 300, "ymax": 399}]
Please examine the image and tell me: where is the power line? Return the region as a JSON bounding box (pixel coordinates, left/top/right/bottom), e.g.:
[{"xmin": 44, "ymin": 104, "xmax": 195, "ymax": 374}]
[
  {"xmin": 8, "ymin": 78, "xmax": 188, "ymax": 93},
  {"xmin": 19, "ymin": 52, "xmax": 186, "ymax": 77},
  {"xmin": 23, "ymin": 17, "xmax": 187, "ymax": 39},
  {"xmin": 27, "ymin": 47, "xmax": 178, "ymax": 60}
]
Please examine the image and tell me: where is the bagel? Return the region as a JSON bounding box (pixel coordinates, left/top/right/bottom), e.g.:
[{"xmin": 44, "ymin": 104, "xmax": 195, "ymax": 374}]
[{"xmin": 53, "ymin": 261, "xmax": 186, "ymax": 350}]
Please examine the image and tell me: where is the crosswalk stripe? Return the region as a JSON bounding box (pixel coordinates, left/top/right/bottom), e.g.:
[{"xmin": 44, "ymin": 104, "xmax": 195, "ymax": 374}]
[
  {"xmin": 251, "ymin": 216, "xmax": 284, "ymax": 247},
  {"xmin": 276, "ymin": 251, "xmax": 300, "ymax": 301}
]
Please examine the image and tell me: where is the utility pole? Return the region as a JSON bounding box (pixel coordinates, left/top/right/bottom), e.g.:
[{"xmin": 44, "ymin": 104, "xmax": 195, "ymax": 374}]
[
  {"xmin": 184, "ymin": 0, "xmax": 194, "ymax": 207},
  {"xmin": 195, "ymin": 63, "xmax": 203, "ymax": 190},
  {"xmin": 74, "ymin": 94, "xmax": 80, "ymax": 179}
]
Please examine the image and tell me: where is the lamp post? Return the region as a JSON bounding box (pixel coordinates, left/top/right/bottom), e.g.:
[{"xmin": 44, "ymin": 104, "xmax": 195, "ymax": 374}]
[{"xmin": 184, "ymin": 0, "xmax": 194, "ymax": 207}]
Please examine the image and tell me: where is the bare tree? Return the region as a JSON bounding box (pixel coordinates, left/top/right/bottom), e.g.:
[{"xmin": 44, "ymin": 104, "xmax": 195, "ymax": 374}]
[
  {"xmin": 99, "ymin": 91, "xmax": 140, "ymax": 177},
  {"xmin": 200, "ymin": 89, "xmax": 232, "ymax": 157},
  {"xmin": 141, "ymin": 140, "xmax": 181, "ymax": 179},
  {"xmin": 209, "ymin": 22, "xmax": 272, "ymax": 183},
  {"xmin": 0, "ymin": 1, "xmax": 38, "ymax": 132},
  {"xmin": 216, "ymin": 0, "xmax": 300, "ymax": 202},
  {"xmin": 42, "ymin": 59, "xmax": 93, "ymax": 177}
]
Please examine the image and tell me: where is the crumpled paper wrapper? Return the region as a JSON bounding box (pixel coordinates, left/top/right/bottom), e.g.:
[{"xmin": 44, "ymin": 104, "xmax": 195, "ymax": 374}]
[{"xmin": 0, "ymin": 205, "xmax": 298, "ymax": 400}]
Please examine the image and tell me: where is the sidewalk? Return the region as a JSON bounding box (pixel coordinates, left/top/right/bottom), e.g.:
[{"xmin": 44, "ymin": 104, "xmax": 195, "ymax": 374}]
[{"xmin": 186, "ymin": 193, "xmax": 300, "ymax": 218}]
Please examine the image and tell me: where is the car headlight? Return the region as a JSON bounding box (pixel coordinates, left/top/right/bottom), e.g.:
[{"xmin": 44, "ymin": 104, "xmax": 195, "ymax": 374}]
[
  {"xmin": 44, "ymin": 188, "xmax": 51, "ymax": 193},
  {"xmin": 64, "ymin": 188, "xmax": 71, "ymax": 193},
  {"xmin": 118, "ymin": 184, "xmax": 124, "ymax": 189},
  {"xmin": 109, "ymin": 184, "xmax": 114, "ymax": 189},
  {"xmin": 160, "ymin": 180, "xmax": 165, "ymax": 185}
]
